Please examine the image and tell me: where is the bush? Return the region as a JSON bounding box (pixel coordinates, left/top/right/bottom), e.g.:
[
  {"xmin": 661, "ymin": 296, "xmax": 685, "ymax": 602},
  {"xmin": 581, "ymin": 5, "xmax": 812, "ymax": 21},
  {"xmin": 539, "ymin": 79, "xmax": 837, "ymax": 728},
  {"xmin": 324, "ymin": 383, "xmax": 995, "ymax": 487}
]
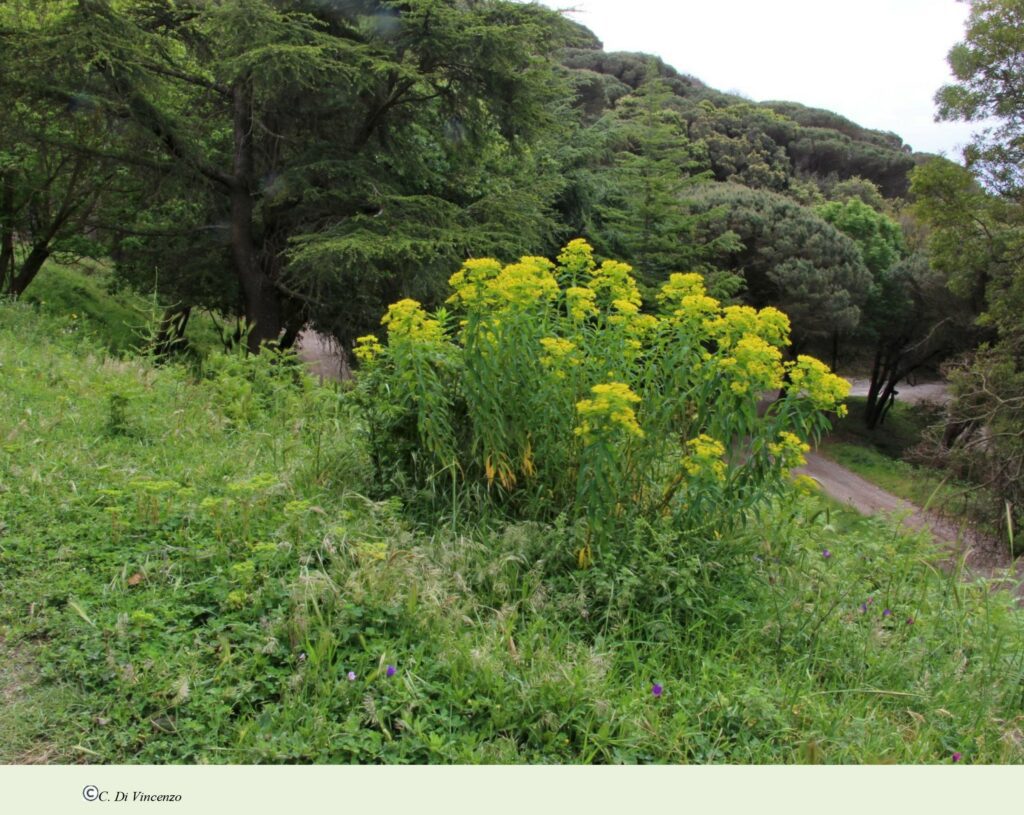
[{"xmin": 354, "ymin": 240, "xmax": 849, "ymax": 565}]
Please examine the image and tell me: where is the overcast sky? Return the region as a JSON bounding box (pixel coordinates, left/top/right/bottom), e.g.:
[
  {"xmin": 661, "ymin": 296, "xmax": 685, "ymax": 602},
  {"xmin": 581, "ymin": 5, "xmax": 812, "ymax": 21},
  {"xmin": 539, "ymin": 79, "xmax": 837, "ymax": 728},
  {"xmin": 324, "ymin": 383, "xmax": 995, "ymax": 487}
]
[{"xmin": 539, "ymin": 0, "xmax": 979, "ymax": 158}]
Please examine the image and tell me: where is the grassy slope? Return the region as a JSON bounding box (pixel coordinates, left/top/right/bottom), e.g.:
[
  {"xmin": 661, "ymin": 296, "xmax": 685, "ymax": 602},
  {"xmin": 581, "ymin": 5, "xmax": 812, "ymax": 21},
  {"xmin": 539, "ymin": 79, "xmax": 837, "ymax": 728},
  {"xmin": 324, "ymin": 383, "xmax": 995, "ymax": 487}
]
[
  {"xmin": 2, "ymin": 303, "xmax": 1024, "ymax": 764},
  {"xmin": 19, "ymin": 257, "xmax": 224, "ymax": 358}
]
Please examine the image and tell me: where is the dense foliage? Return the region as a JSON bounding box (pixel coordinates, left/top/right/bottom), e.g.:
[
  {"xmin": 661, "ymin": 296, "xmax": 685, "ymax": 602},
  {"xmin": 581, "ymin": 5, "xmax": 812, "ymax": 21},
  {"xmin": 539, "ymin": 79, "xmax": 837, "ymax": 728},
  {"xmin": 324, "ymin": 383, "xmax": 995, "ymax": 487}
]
[
  {"xmin": 2, "ymin": 0, "xmax": 951, "ymax": 357},
  {"xmin": 355, "ymin": 240, "xmax": 847, "ymax": 565},
  {"xmin": 688, "ymin": 184, "xmax": 872, "ymax": 349},
  {"xmin": 2, "ymin": 0, "xmax": 579, "ymax": 350}
]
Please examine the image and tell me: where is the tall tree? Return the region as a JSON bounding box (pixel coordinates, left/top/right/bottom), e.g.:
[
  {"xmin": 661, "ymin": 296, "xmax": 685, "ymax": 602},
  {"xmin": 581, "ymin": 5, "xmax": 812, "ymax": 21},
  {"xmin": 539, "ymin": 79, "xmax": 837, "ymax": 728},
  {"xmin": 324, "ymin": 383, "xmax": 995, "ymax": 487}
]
[
  {"xmin": 936, "ymin": 0, "xmax": 1024, "ymax": 196},
  {"xmin": 23, "ymin": 0, "xmax": 573, "ymax": 351},
  {"xmin": 816, "ymin": 196, "xmax": 918, "ymax": 418},
  {"xmin": 689, "ymin": 183, "xmax": 872, "ymax": 351},
  {"xmin": 0, "ymin": 0, "xmax": 117, "ymax": 297},
  {"xmin": 588, "ymin": 73, "xmax": 715, "ymax": 285},
  {"xmin": 918, "ymin": 0, "xmax": 1024, "ymax": 546}
]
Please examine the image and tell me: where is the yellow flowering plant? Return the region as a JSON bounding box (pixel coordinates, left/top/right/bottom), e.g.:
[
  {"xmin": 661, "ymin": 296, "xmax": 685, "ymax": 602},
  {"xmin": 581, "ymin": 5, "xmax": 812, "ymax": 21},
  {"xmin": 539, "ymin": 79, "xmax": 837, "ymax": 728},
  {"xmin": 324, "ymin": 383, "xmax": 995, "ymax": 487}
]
[{"xmin": 355, "ymin": 240, "xmax": 849, "ymax": 564}]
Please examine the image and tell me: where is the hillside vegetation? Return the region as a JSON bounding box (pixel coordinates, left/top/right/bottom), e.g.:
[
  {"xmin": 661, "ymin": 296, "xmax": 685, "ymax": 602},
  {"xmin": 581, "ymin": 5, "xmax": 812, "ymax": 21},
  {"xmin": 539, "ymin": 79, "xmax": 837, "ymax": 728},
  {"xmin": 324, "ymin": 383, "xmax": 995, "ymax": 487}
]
[
  {"xmin": 2, "ymin": 302, "xmax": 1023, "ymax": 763},
  {"xmin": 4, "ymin": 0, "xmax": 1024, "ymax": 766}
]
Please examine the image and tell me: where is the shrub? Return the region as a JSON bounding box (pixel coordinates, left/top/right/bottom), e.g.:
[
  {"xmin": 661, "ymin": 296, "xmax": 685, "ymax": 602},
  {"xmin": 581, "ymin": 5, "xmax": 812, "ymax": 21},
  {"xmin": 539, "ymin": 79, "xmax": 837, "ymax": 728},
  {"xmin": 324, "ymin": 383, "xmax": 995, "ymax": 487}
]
[{"xmin": 354, "ymin": 240, "xmax": 849, "ymax": 564}]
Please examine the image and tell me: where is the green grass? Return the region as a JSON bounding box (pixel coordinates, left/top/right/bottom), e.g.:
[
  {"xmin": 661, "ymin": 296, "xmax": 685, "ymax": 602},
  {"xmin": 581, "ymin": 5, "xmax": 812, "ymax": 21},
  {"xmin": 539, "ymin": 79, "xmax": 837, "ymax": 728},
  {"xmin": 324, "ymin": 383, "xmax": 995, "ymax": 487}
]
[
  {"xmin": 829, "ymin": 397, "xmax": 942, "ymax": 459},
  {"xmin": 17, "ymin": 256, "xmax": 225, "ymax": 358},
  {"xmin": 2, "ymin": 302, "xmax": 1024, "ymax": 764},
  {"xmin": 19, "ymin": 257, "xmax": 150, "ymax": 353},
  {"xmin": 823, "ymin": 442, "xmax": 961, "ymax": 511}
]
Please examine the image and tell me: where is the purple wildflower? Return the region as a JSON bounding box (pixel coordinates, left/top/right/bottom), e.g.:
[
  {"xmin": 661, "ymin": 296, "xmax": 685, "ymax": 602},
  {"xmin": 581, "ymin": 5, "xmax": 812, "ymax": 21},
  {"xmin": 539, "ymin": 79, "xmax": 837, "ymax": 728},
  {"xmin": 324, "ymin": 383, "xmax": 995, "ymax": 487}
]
[
  {"xmin": 822, "ymin": 549, "xmax": 832, "ymax": 560},
  {"xmin": 347, "ymin": 671, "xmax": 357, "ymax": 681},
  {"xmin": 859, "ymin": 603, "xmax": 868, "ymax": 614},
  {"xmin": 651, "ymin": 683, "xmax": 663, "ymax": 698},
  {"xmin": 883, "ymin": 608, "xmax": 892, "ymax": 617},
  {"xmin": 952, "ymin": 752, "xmax": 962, "ymax": 763},
  {"xmin": 386, "ymin": 665, "xmax": 397, "ymax": 678},
  {"xmin": 907, "ymin": 617, "xmax": 915, "ymax": 626}
]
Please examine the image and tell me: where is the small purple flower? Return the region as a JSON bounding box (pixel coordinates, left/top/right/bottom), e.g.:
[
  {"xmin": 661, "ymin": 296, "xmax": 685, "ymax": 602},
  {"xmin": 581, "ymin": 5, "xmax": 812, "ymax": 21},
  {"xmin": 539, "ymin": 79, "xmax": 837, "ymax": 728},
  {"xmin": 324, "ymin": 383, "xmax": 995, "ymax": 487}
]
[
  {"xmin": 386, "ymin": 664, "xmax": 396, "ymax": 678},
  {"xmin": 822, "ymin": 549, "xmax": 832, "ymax": 560},
  {"xmin": 907, "ymin": 617, "xmax": 915, "ymax": 626},
  {"xmin": 859, "ymin": 603, "xmax": 868, "ymax": 614},
  {"xmin": 883, "ymin": 608, "xmax": 892, "ymax": 617},
  {"xmin": 952, "ymin": 752, "xmax": 962, "ymax": 763},
  {"xmin": 347, "ymin": 671, "xmax": 357, "ymax": 681},
  {"xmin": 651, "ymin": 683, "xmax": 663, "ymax": 698}
]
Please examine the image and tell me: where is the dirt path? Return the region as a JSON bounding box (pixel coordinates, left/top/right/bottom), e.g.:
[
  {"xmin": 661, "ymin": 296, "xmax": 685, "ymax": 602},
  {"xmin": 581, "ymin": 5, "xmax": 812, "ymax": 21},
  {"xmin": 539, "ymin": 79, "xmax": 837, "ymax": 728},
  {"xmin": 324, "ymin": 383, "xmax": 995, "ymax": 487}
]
[
  {"xmin": 797, "ymin": 450, "xmax": 1022, "ymax": 589},
  {"xmin": 295, "ymin": 331, "xmax": 351, "ymax": 382},
  {"xmin": 797, "ymin": 451, "xmax": 912, "ymax": 517},
  {"xmin": 796, "ymin": 451, "xmax": 971, "ymax": 544},
  {"xmin": 844, "ymin": 377, "xmax": 952, "ymax": 406}
]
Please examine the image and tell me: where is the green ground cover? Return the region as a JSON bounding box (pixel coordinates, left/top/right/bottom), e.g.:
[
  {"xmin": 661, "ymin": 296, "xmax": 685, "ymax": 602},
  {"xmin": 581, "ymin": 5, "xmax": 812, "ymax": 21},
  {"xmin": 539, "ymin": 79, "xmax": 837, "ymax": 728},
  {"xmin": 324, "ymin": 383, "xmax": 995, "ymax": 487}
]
[
  {"xmin": 2, "ymin": 303, "xmax": 1023, "ymax": 764},
  {"xmin": 829, "ymin": 397, "xmax": 940, "ymax": 459},
  {"xmin": 19, "ymin": 258, "xmax": 224, "ymax": 358}
]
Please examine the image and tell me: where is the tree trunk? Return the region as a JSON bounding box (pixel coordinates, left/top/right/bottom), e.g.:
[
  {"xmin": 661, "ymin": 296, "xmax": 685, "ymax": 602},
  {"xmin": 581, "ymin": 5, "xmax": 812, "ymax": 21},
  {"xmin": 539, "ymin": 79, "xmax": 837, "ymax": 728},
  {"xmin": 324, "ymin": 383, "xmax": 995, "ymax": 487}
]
[
  {"xmin": 230, "ymin": 79, "xmax": 281, "ymax": 354},
  {"xmin": 0, "ymin": 174, "xmax": 15, "ymax": 294},
  {"xmin": 9, "ymin": 243, "xmax": 51, "ymax": 298},
  {"xmin": 864, "ymin": 346, "xmax": 886, "ymax": 429},
  {"xmin": 875, "ymin": 374, "xmax": 900, "ymax": 427}
]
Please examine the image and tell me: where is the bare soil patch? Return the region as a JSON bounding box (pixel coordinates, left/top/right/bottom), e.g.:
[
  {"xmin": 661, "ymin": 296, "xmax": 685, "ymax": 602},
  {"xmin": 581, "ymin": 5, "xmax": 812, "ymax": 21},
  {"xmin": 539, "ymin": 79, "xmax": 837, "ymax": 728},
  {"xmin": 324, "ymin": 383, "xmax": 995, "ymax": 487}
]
[{"xmin": 0, "ymin": 637, "xmax": 59, "ymax": 764}]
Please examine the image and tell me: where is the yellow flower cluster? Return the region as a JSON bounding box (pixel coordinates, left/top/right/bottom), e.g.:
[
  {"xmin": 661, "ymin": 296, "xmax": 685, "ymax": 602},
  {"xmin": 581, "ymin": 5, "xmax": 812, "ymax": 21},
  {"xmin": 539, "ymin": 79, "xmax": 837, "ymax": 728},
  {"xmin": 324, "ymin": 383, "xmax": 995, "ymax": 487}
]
[
  {"xmin": 564, "ymin": 286, "xmax": 598, "ymax": 321},
  {"xmin": 720, "ymin": 335, "xmax": 784, "ymax": 396},
  {"xmin": 679, "ymin": 294, "xmax": 722, "ymax": 323},
  {"xmin": 353, "ymin": 334, "xmax": 383, "ymax": 363},
  {"xmin": 788, "ymin": 355, "xmax": 851, "ymax": 415},
  {"xmin": 607, "ymin": 296, "xmax": 642, "ymax": 329},
  {"xmin": 448, "ymin": 256, "xmax": 560, "ymax": 311},
  {"xmin": 539, "ymin": 336, "xmax": 580, "ymax": 378},
  {"xmin": 752, "ymin": 307, "xmax": 791, "ymax": 348},
  {"xmin": 611, "ymin": 298, "xmax": 639, "ymax": 315},
  {"xmin": 539, "ymin": 336, "xmax": 576, "ymax": 357},
  {"xmin": 556, "ymin": 239, "xmax": 597, "ymax": 280},
  {"xmin": 624, "ymin": 312, "xmax": 659, "ymax": 339},
  {"xmin": 487, "ymin": 257, "xmax": 560, "ymax": 308},
  {"xmin": 447, "ymin": 258, "xmax": 503, "ymax": 308},
  {"xmin": 706, "ymin": 305, "xmax": 791, "ymax": 349},
  {"xmin": 381, "ymin": 298, "xmax": 444, "ymax": 342},
  {"xmin": 768, "ymin": 431, "xmax": 811, "ymax": 470},
  {"xmin": 587, "ymin": 260, "xmax": 642, "ymax": 311},
  {"xmin": 657, "ymin": 272, "xmax": 707, "ymax": 306},
  {"xmin": 683, "ymin": 434, "xmax": 727, "ymax": 482},
  {"xmin": 575, "ymin": 382, "xmax": 644, "ymax": 442}
]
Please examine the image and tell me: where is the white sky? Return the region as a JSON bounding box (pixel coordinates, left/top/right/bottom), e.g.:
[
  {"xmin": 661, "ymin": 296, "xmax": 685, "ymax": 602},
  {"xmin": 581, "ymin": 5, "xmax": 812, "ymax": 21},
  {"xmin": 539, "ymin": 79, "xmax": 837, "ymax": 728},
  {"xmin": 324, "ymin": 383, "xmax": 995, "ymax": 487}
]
[{"xmin": 540, "ymin": 0, "xmax": 979, "ymax": 158}]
